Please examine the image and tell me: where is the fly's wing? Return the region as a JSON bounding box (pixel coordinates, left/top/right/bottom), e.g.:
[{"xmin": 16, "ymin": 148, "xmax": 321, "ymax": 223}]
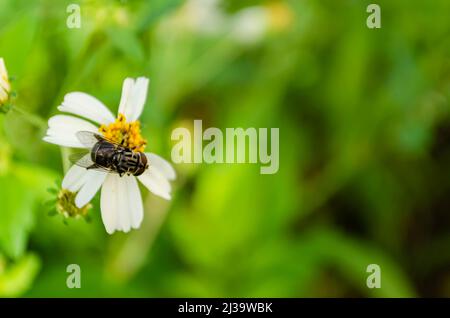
[
  {"xmin": 69, "ymin": 150, "xmax": 91, "ymax": 167},
  {"xmin": 76, "ymin": 130, "xmax": 125, "ymax": 148},
  {"xmin": 69, "ymin": 151, "xmax": 94, "ymax": 169},
  {"xmin": 69, "ymin": 151, "xmax": 116, "ymax": 174},
  {"xmin": 75, "ymin": 131, "xmax": 104, "ymax": 148}
]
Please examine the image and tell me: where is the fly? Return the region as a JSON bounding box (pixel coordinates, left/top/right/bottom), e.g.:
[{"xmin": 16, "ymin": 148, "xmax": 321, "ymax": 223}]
[{"xmin": 70, "ymin": 131, "xmax": 149, "ymax": 177}]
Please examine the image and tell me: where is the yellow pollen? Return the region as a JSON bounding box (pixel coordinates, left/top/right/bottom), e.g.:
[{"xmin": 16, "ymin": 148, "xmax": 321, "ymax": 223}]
[{"xmin": 98, "ymin": 113, "xmax": 147, "ymax": 152}]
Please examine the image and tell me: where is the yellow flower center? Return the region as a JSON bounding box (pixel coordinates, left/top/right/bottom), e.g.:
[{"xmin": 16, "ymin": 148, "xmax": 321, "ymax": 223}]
[
  {"xmin": 267, "ymin": 2, "xmax": 294, "ymax": 31},
  {"xmin": 98, "ymin": 113, "xmax": 147, "ymax": 152}
]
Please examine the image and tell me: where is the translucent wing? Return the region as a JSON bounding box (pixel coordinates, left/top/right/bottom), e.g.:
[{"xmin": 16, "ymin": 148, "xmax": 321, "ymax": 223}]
[
  {"xmin": 69, "ymin": 151, "xmax": 94, "ymax": 168},
  {"xmin": 69, "ymin": 151, "xmax": 115, "ymax": 174},
  {"xmin": 76, "ymin": 130, "xmax": 124, "ymax": 148},
  {"xmin": 75, "ymin": 131, "xmax": 105, "ymax": 148}
]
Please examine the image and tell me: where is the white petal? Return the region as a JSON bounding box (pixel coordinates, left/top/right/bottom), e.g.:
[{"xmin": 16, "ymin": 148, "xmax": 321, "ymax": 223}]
[
  {"xmin": 138, "ymin": 168, "xmax": 171, "ymax": 200},
  {"xmin": 0, "ymin": 58, "xmax": 9, "ymax": 92},
  {"xmin": 62, "ymin": 165, "xmax": 90, "ymax": 192},
  {"xmin": 43, "ymin": 136, "xmax": 86, "ymax": 148},
  {"xmin": 101, "ymin": 174, "xmax": 118, "ymax": 234},
  {"xmin": 0, "ymin": 58, "xmax": 7, "ymax": 78},
  {"xmin": 0, "ymin": 78, "xmax": 10, "ymax": 94},
  {"xmin": 116, "ymin": 177, "xmax": 131, "ymax": 232},
  {"xmin": 100, "ymin": 174, "xmax": 138, "ymax": 234},
  {"xmin": 145, "ymin": 153, "xmax": 176, "ymax": 180},
  {"xmin": 58, "ymin": 92, "xmax": 115, "ymax": 125},
  {"xmin": 117, "ymin": 77, "xmax": 149, "ymax": 121},
  {"xmin": 124, "ymin": 176, "xmax": 144, "ymax": 229},
  {"xmin": 118, "ymin": 78, "xmax": 134, "ymax": 117},
  {"xmin": 48, "ymin": 114, "xmax": 98, "ymax": 132},
  {"xmin": 0, "ymin": 87, "xmax": 8, "ymax": 102},
  {"xmin": 129, "ymin": 77, "xmax": 149, "ymax": 120},
  {"xmin": 75, "ymin": 170, "xmax": 107, "ymax": 208},
  {"xmin": 44, "ymin": 115, "xmax": 99, "ymax": 148}
]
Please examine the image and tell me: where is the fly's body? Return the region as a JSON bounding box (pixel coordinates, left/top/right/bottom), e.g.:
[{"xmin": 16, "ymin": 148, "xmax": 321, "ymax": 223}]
[{"xmin": 71, "ymin": 131, "xmax": 149, "ymax": 177}]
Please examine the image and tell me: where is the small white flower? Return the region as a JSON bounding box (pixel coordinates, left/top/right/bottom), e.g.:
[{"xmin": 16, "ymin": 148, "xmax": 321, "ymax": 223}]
[
  {"xmin": 230, "ymin": 7, "xmax": 269, "ymax": 45},
  {"xmin": 157, "ymin": 0, "xmax": 225, "ymax": 37},
  {"xmin": 183, "ymin": 0, "xmax": 225, "ymax": 34},
  {"xmin": 0, "ymin": 58, "xmax": 11, "ymax": 107},
  {"xmin": 43, "ymin": 77, "xmax": 176, "ymax": 234}
]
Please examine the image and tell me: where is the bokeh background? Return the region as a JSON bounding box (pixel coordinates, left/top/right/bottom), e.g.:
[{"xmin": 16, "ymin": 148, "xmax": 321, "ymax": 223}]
[{"xmin": 0, "ymin": 0, "xmax": 449, "ymax": 297}]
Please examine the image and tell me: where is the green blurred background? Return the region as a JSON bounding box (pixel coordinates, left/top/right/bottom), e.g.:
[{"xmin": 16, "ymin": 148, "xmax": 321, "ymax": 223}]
[{"xmin": 0, "ymin": 0, "xmax": 450, "ymax": 297}]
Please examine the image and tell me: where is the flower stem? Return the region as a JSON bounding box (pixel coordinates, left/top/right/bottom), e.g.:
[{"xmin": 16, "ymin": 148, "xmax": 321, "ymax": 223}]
[
  {"xmin": 11, "ymin": 105, "xmax": 47, "ymax": 130},
  {"xmin": 61, "ymin": 147, "xmax": 71, "ymax": 173}
]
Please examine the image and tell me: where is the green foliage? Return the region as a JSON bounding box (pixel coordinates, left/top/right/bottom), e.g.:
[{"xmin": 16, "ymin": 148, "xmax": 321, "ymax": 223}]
[
  {"xmin": 0, "ymin": 253, "xmax": 41, "ymax": 297},
  {"xmin": 0, "ymin": 174, "xmax": 36, "ymax": 259}
]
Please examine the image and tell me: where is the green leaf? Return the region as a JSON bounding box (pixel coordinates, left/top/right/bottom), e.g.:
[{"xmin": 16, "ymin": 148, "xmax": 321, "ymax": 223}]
[
  {"xmin": 47, "ymin": 210, "xmax": 57, "ymax": 217},
  {"xmin": 313, "ymin": 228, "xmax": 416, "ymax": 297},
  {"xmin": 0, "ymin": 253, "xmax": 41, "ymax": 297},
  {"xmin": 0, "ymin": 174, "xmax": 36, "ymax": 259},
  {"xmin": 13, "ymin": 163, "xmax": 59, "ymax": 200},
  {"xmin": 106, "ymin": 27, "xmax": 145, "ymax": 62},
  {"xmin": 137, "ymin": 0, "xmax": 183, "ymax": 31}
]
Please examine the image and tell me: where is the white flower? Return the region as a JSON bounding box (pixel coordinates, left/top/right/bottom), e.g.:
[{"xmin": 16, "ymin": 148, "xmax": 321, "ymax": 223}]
[
  {"xmin": 157, "ymin": 0, "xmax": 225, "ymax": 37},
  {"xmin": 230, "ymin": 7, "xmax": 269, "ymax": 45},
  {"xmin": 0, "ymin": 58, "xmax": 11, "ymax": 106},
  {"xmin": 43, "ymin": 77, "xmax": 176, "ymax": 234},
  {"xmin": 182, "ymin": 0, "xmax": 225, "ymax": 34}
]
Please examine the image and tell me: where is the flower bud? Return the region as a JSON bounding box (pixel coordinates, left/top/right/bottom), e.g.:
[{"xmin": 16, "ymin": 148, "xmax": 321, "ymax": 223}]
[{"xmin": 0, "ymin": 58, "xmax": 11, "ymax": 112}]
